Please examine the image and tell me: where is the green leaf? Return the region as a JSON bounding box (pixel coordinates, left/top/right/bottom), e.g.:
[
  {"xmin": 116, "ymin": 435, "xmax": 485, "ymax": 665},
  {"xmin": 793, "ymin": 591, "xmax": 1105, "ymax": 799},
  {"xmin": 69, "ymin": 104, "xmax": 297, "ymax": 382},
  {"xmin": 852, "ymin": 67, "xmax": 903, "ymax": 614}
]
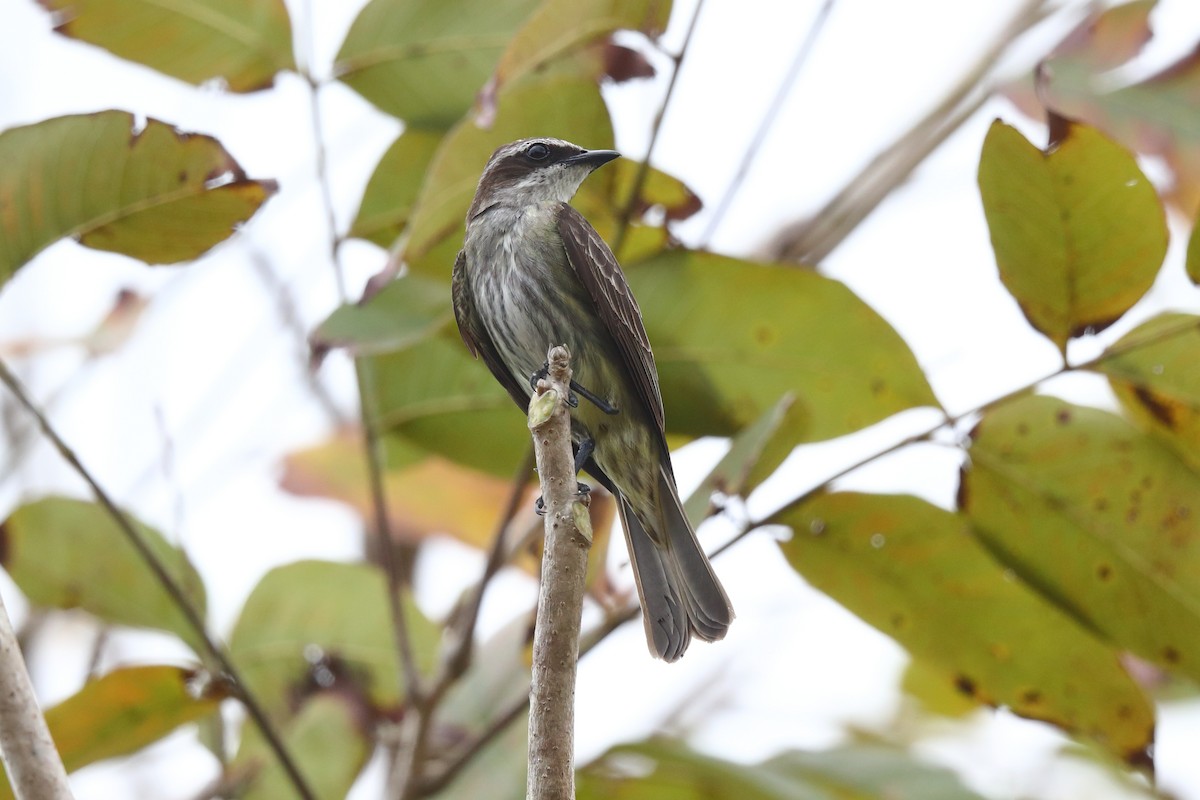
[
  {"xmin": 977, "ymin": 119, "xmax": 1167, "ymax": 353},
  {"xmin": 0, "ymin": 665, "xmax": 224, "ymax": 798},
  {"xmin": 236, "ymin": 694, "xmax": 370, "ymax": 800},
  {"xmin": 1092, "ymin": 312, "xmax": 1200, "ymax": 471},
  {"xmin": 228, "ymin": 560, "xmax": 439, "ymax": 720},
  {"xmin": 900, "ymin": 659, "xmax": 978, "ymax": 719},
  {"xmin": 363, "ymin": 250, "xmax": 935, "ymax": 476},
  {"xmin": 571, "ymin": 159, "xmax": 702, "ymax": 257},
  {"xmin": 333, "ymin": 0, "xmax": 541, "ymax": 125},
  {"xmin": 0, "ymin": 497, "xmax": 208, "ymax": 653},
  {"xmin": 349, "ymin": 129, "xmax": 446, "ymax": 248},
  {"xmin": 630, "ymin": 250, "xmax": 939, "ymax": 444},
  {"xmin": 577, "ymin": 739, "xmax": 987, "ymax": 800},
  {"xmin": 683, "ymin": 393, "xmax": 794, "ymax": 527},
  {"xmin": 309, "ymin": 273, "xmax": 453, "ymax": 357},
  {"xmin": 38, "ymin": 0, "xmax": 295, "ymax": 91},
  {"xmin": 963, "ymin": 394, "xmax": 1200, "ymax": 686},
  {"xmin": 773, "ymin": 492, "xmax": 1153, "ymax": 763},
  {"xmin": 0, "ymin": 111, "xmax": 275, "ymax": 282},
  {"xmin": 371, "ymin": 336, "xmax": 525, "ymax": 475},
  {"xmin": 489, "ymin": 0, "xmax": 671, "ymax": 94},
  {"xmin": 400, "ymin": 68, "xmax": 614, "ymax": 272},
  {"xmin": 49, "ymin": 666, "xmax": 222, "ymax": 771}
]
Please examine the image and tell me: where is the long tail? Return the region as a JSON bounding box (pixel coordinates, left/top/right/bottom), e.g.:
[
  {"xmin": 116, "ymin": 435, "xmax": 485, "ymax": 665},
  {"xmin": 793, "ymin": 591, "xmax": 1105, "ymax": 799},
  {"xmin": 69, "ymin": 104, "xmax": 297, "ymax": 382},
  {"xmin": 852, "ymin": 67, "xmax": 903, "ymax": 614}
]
[{"xmin": 618, "ymin": 464, "xmax": 734, "ymax": 661}]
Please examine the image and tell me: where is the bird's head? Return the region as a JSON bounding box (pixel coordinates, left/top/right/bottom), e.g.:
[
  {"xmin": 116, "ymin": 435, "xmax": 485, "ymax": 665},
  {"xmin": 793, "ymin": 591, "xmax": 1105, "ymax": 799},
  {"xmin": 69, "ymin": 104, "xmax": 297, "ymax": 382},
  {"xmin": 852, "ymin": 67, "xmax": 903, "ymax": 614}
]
[{"xmin": 467, "ymin": 138, "xmax": 620, "ymax": 220}]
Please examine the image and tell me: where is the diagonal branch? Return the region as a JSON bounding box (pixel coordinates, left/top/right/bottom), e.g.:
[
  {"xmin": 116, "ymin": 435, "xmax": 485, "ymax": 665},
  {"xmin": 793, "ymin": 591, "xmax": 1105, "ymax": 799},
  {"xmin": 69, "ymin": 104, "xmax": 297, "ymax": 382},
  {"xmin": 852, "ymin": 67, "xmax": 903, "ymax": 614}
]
[
  {"xmin": 762, "ymin": 0, "xmax": 1051, "ymax": 265},
  {"xmin": 0, "ymin": 358, "xmax": 316, "ymax": 800},
  {"xmin": 443, "ymin": 445, "xmax": 535, "ymax": 681},
  {"xmin": 699, "ymin": 0, "xmax": 838, "ymax": 247}
]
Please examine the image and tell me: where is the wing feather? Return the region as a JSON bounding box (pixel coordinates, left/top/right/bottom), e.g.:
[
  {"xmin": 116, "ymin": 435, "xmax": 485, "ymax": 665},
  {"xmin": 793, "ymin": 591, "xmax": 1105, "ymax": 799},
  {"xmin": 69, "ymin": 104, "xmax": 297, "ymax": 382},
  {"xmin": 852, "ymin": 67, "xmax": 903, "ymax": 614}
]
[{"xmin": 555, "ymin": 205, "xmax": 667, "ymax": 442}]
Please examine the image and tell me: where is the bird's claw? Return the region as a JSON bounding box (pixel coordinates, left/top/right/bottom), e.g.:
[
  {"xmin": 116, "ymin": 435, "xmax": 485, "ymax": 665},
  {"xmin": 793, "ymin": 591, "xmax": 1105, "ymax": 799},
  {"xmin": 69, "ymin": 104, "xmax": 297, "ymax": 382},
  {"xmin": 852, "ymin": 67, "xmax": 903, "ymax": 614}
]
[
  {"xmin": 528, "ymin": 363, "xmax": 616, "ymax": 415},
  {"xmin": 534, "ymin": 482, "xmax": 592, "ymax": 516}
]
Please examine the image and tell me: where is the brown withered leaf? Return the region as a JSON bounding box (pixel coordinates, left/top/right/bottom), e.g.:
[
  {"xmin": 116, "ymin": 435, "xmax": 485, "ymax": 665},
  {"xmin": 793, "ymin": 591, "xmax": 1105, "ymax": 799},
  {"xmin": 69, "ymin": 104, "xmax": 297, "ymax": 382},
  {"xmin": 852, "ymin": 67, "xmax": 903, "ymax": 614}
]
[{"xmin": 602, "ymin": 42, "xmax": 655, "ymax": 82}]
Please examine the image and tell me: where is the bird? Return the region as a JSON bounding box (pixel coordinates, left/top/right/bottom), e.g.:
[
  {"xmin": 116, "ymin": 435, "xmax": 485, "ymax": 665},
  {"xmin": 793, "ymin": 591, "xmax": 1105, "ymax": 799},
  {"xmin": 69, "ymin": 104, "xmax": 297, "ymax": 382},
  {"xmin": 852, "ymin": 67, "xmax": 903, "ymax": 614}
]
[{"xmin": 451, "ymin": 137, "xmax": 733, "ymax": 661}]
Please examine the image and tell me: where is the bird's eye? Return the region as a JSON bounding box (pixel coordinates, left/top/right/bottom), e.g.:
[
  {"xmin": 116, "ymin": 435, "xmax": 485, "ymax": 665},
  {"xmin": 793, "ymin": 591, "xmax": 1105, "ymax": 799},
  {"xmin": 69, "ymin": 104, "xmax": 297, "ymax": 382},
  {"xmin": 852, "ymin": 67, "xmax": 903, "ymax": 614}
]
[{"xmin": 525, "ymin": 143, "xmax": 550, "ymax": 161}]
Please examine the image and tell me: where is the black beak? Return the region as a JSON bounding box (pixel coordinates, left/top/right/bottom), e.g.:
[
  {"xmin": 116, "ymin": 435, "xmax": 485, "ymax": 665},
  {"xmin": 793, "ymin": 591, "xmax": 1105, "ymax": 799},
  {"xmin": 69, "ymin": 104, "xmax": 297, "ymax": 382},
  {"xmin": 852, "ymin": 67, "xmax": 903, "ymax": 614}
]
[{"xmin": 562, "ymin": 149, "xmax": 620, "ymax": 169}]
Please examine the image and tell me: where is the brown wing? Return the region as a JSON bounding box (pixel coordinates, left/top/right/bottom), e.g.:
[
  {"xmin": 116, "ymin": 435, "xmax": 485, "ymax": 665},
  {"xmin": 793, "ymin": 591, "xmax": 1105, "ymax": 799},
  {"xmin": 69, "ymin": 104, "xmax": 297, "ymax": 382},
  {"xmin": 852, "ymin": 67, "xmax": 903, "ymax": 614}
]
[
  {"xmin": 451, "ymin": 249, "xmax": 531, "ymax": 410},
  {"xmin": 555, "ymin": 204, "xmax": 667, "ymax": 439}
]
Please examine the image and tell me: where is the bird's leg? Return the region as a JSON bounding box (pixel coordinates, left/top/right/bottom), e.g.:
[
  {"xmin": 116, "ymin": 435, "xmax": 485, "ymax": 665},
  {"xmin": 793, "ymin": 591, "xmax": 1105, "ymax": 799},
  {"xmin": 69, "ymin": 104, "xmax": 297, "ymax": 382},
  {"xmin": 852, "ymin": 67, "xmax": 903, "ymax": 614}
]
[
  {"xmin": 569, "ymin": 381, "xmax": 619, "ymax": 416},
  {"xmin": 528, "ymin": 362, "xmax": 618, "ymax": 415},
  {"xmin": 535, "ymin": 437, "xmax": 594, "ymax": 516}
]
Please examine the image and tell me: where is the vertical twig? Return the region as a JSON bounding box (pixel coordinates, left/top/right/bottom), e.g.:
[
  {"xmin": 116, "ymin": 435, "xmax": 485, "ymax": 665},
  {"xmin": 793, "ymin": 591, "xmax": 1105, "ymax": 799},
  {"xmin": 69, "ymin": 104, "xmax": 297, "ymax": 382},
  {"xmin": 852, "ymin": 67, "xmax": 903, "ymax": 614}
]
[
  {"xmin": 298, "ymin": 0, "xmax": 424, "ymax": 709},
  {"xmin": 0, "ymin": 592, "xmax": 73, "ymax": 799},
  {"xmin": 356, "ymin": 358, "xmax": 426, "ymax": 702},
  {"xmin": 526, "ymin": 346, "xmax": 593, "ymax": 800}
]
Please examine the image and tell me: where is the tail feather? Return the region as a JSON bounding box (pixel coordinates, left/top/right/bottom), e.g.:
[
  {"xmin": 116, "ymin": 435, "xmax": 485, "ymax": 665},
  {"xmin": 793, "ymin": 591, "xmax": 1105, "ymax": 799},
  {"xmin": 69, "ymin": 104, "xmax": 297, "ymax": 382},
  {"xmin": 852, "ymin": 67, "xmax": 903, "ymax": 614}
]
[{"xmin": 618, "ymin": 465, "xmax": 734, "ymax": 662}]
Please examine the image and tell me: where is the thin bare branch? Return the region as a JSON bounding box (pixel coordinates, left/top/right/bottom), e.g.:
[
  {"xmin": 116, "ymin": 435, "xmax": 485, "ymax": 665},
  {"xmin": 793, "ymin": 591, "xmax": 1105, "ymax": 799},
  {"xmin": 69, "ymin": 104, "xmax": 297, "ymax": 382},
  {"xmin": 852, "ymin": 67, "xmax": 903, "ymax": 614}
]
[
  {"xmin": 0, "ymin": 591, "xmax": 73, "ymax": 799},
  {"xmin": 699, "ymin": 0, "xmax": 838, "ymax": 247},
  {"xmin": 0, "ymin": 358, "xmax": 316, "ymax": 800},
  {"xmin": 355, "ymin": 360, "xmax": 426, "ymax": 703},
  {"xmin": 763, "ymin": 0, "xmax": 1051, "ymax": 265},
  {"xmin": 613, "ymin": 0, "xmax": 708, "ymax": 255},
  {"xmin": 443, "ymin": 445, "xmax": 535, "ymax": 681},
  {"xmin": 299, "ymin": 18, "xmax": 425, "ymax": 711},
  {"xmin": 246, "ymin": 248, "xmax": 350, "ymax": 427},
  {"xmin": 417, "ymin": 694, "xmax": 528, "ymax": 797}
]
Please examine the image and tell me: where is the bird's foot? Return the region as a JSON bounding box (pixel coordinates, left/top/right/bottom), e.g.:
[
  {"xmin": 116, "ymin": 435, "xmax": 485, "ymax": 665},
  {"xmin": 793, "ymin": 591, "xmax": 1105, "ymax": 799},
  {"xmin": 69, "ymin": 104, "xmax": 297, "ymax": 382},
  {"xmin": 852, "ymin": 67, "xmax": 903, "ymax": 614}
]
[
  {"xmin": 529, "ymin": 362, "xmax": 578, "ymax": 408},
  {"xmin": 534, "ymin": 482, "xmax": 591, "ymax": 516},
  {"xmin": 528, "ymin": 363, "xmax": 618, "ymax": 415}
]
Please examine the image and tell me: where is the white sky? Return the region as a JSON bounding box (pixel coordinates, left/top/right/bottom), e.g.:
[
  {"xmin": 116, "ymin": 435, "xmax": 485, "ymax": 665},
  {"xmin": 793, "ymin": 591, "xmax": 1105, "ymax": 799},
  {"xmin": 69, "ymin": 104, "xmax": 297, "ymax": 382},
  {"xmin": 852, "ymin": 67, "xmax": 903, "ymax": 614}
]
[{"xmin": 1, "ymin": 0, "xmax": 1199, "ymax": 797}]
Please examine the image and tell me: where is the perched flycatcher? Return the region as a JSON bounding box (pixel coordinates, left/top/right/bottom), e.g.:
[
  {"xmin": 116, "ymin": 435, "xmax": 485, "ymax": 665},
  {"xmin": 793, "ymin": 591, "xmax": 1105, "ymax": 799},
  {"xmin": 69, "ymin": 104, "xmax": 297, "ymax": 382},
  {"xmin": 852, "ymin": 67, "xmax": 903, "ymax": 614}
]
[{"xmin": 452, "ymin": 138, "xmax": 733, "ymax": 661}]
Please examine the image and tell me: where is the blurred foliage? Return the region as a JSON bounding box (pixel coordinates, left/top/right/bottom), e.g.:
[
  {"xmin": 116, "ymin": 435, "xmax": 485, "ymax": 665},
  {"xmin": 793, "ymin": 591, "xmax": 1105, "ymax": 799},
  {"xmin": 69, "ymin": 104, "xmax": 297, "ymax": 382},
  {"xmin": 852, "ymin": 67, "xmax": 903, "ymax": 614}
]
[
  {"xmin": 576, "ymin": 738, "xmax": 988, "ymax": 800},
  {"xmin": 0, "ymin": 112, "xmax": 275, "ymax": 283},
  {"xmin": 0, "ymin": 666, "xmax": 224, "ymax": 800},
  {"xmin": 1003, "ymin": 0, "xmax": 1200, "ymax": 216},
  {"xmin": 1, "ymin": 0, "xmax": 1200, "ymax": 796},
  {"xmin": 228, "ymin": 560, "xmax": 440, "ymax": 720},
  {"xmin": 236, "ymin": 693, "xmax": 372, "ymax": 800},
  {"xmin": 37, "ymin": 0, "xmax": 295, "ymax": 91},
  {"xmin": 0, "ymin": 497, "xmax": 209, "ymax": 653}
]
